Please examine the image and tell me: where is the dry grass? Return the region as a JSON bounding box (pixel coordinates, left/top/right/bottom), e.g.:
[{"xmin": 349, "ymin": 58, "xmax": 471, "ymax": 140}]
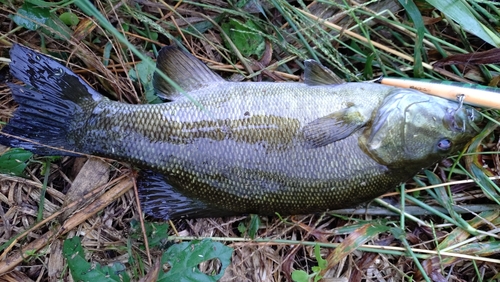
[{"xmin": 1, "ymin": 0, "xmax": 500, "ymax": 281}]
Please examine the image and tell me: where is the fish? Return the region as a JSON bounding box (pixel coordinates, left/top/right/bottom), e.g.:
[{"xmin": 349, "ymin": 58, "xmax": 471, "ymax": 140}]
[{"xmin": 0, "ymin": 44, "xmax": 482, "ymax": 219}]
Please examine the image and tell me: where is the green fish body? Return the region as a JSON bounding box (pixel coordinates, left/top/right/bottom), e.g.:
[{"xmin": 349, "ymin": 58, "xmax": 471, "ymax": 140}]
[{"xmin": 1, "ymin": 44, "xmax": 482, "ymax": 219}]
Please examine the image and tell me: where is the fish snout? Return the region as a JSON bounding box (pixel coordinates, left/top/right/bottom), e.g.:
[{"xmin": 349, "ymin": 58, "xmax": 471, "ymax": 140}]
[{"xmin": 445, "ymin": 106, "xmax": 483, "ymax": 134}]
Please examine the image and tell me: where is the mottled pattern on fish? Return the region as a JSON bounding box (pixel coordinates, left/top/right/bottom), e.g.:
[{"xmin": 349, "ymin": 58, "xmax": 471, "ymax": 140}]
[
  {"xmin": 76, "ymin": 83, "xmax": 397, "ymax": 215},
  {"xmin": 0, "ymin": 44, "xmax": 482, "ymax": 219}
]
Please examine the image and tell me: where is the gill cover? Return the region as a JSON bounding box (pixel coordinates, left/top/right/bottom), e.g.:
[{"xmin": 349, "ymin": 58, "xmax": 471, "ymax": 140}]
[{"xmin": 363, "ymin": 89, "xmax": 480, "ymax": 168}]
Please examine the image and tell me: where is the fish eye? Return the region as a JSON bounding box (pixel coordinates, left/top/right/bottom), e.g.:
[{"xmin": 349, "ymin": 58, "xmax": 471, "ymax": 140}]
[{"xmin": 437, "ymin": 138, "xmax": 452, "ymax": 151}]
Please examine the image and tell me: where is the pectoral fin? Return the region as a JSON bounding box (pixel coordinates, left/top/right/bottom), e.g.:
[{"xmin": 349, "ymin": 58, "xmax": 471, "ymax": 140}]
[
  {"xmin": 138, "ymin": 170, "xmax": 236, "ymax": 219},
  {"xmin": 302, "ymin": 105, "xmax": 369, "ymax": 148},
  {"xmin": 304, "ymin": 60, "xmax": 345, "ymax": 86},
  {"xmin": 154, "ymin": 46, "xmax": 226, "ymax": 100}
]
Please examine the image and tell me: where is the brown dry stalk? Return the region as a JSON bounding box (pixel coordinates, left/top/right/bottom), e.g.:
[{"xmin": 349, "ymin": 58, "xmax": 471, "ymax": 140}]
[
  {"xmin": 0, "ymin": 172, "xmax": 128, "ymax": 259},
  {"xmin": 0, "ymin": 177, "xmax": 133, "ymax": 273},
  {"xmin": 132, "ymin": 175, "xmax": 152, "ymax": 265}
]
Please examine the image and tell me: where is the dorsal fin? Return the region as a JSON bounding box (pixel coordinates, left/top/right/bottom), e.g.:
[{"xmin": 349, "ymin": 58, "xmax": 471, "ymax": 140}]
[
  {"xmin": 304, "ymin": 60, "xmax": 345, "ymax": 86},
  {"xmin": 153, "ymin": 46, "xmax": 226, "ymax": 100}
]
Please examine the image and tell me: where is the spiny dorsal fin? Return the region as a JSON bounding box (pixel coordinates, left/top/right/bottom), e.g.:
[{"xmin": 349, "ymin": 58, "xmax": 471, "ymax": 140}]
[
  {"xmin": 304, "ymin": 60, "xmax": 345, "ymax": 86},
  {"xmin": 153, "ymin": 46, "xmax": 226, "ymax": 100}
]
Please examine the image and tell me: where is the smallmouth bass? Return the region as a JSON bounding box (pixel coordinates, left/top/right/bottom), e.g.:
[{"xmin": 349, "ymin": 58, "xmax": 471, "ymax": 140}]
[{"xmin": 0, "ymin": 44, "xmax": 482, "ymax": 219}]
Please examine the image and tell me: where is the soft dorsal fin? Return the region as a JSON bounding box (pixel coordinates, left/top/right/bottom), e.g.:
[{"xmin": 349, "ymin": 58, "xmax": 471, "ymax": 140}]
[
  {"xmin": 153, "ymin": 46, "xmax": 226, "ymax": 100},
  {"xmin": 304, "ymin": 60, "xmax": 345, "ymax": 86}
]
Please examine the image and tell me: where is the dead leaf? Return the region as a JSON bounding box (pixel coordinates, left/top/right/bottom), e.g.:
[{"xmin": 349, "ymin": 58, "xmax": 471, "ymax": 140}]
[
  {"xmin": 0, "ymin": 177, "xmax": 133, "ymax": 274},
  {"xmin": 47, "ymin": 239, "xmax": 64, "ymax": 282},
  {"xmin": 0, "ymin": 270, "xmax": 35, "ymax": 282},
  {"xmin": 138, "ymin": 256, "xmax": 161, "ymax": 282},
  {"xmin": 434, "ymin": 48, "xmax": 500, "ymax": 67},
  {"xmin": 60, "ymin": 158, "xmax": 109, "ymax": 221},
  {"xmin": 417, "ymin": 257, "xmax": 447, "ymax": 282},
  {"xmin": 73, "ymin": 18, "xmax": 97, "ymax": 43}
]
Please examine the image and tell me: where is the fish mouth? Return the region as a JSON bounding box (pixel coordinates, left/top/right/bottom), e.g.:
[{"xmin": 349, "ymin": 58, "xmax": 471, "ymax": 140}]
[{"xmin": 444, "ymin": 106, "xmax": 483, "ymax": 133}]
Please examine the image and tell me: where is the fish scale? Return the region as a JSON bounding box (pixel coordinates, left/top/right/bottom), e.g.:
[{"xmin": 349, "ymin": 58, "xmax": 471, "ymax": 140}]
[
  {"xmin": 68, "ymin": 84, "xmax": 398, "ymax": 215},
  {"xmin": 0, "ymin": 44, "xmax": 482, "ymax": 219}
]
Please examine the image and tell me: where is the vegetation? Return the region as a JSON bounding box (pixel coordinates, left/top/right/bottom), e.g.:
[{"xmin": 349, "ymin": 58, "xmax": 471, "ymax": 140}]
[{"xmin": 1, "ymin": 0, "xmax": 500, "ymax": 281}]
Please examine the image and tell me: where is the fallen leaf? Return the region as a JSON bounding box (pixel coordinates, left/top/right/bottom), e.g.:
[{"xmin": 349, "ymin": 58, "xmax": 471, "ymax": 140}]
[{"xmin": 434, "ymin": 48, "xmax": 500, "ymax": 67}]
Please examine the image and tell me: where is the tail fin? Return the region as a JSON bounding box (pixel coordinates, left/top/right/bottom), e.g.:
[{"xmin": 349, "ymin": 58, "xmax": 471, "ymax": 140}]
[{"xmin": 0, "ymin": 44, "xmax": 104, "ymax": 156}]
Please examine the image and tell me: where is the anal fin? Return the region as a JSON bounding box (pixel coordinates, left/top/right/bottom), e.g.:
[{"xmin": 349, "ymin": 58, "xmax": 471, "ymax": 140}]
[{"xmin": 137, "ymin": 170, "xmax": 236, "ymax": 220}]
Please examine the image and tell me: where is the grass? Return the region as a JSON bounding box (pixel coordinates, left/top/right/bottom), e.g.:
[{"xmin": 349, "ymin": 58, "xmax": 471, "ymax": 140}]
[{"xmin": 1, "ymin": 0, "xmax": 500, "ymax": 281}]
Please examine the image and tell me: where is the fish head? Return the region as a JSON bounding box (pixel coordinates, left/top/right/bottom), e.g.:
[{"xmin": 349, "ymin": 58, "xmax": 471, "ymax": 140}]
[{"xmin": 362, "ymin": 89, "xmax": 482, "ymax": 170}]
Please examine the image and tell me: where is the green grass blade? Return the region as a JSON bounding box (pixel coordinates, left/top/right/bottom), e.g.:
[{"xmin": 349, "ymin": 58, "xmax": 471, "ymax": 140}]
[
  {"xmin": 398, "ymin": 0, "xmax": 425, "ymax": 77},
  {"xmin": 426, "ymin": 0, "xmax": 500, "ymax": 46}
]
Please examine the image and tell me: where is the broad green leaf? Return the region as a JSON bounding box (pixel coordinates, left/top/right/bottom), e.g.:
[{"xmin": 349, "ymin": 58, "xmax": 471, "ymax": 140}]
[
  {"xmin": 221, "ymin": 18, "xmax": 265, "ymax": 58},
  {"xmin": 11, "ymin": 2, "xmax": 50, "ymax": 30},
  {"xmin": 291, "ymin": 270, "xmax": 310, "ymax": 282},
  {"xmin": 291, "ymin": 244, "xmax": 326, "ymax": 282},
  {"xmin": 130, "ymin": 220, "xmax": 170, "ymax": 249},
  {"xmin": 426, "ymin": 0, "xmax": 500, "ymax": 46},
  {"xmin": 59, "ymin": 11, "xmax": 79, "ymax": 26},
  {"xmin": 159, "ymin": 239, "xmax": 233, "ymax": 282},
  {"xmin": 128, "ymin": 57, "xmax": 161, "ymax": 104},
  {"xmin": 11, "ymin": 2, "xmax": 72, "ymax": 40},
  {"xmin": 248, "ymin": 214, "xmax": 260, "ymax": 239},
  {"xmin": 0, "ymin": 148, "xmax": 32, "ymax": 176},
  {"xmin": 237, "ymin": 222, "xmax": 247, "ymax": 234},
  {"xmin": 63, "ymin": 236, "xmax": 130, "ymax": 282}
]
